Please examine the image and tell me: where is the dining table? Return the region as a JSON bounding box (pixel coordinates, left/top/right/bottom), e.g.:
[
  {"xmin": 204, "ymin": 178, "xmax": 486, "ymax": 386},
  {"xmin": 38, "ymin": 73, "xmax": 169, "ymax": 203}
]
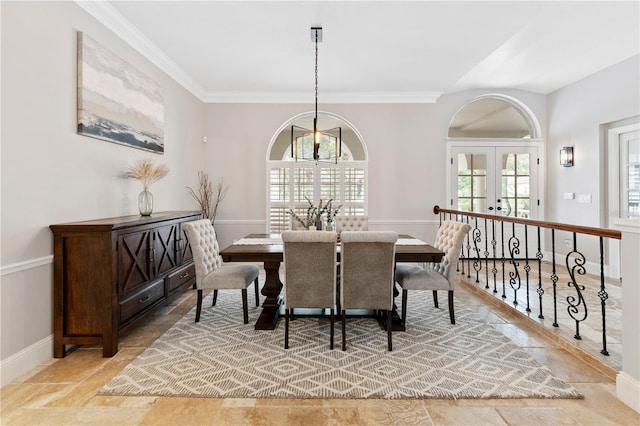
[{"xmin": 219, "ymin": 233, "xmax": 444, "ymax": 331}]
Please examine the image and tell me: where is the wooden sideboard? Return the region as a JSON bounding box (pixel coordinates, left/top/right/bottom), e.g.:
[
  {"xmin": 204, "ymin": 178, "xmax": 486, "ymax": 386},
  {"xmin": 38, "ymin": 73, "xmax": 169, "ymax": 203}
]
[{"xmin": 50, "ymin": 211, "xmax": 201, "ymax": 357}]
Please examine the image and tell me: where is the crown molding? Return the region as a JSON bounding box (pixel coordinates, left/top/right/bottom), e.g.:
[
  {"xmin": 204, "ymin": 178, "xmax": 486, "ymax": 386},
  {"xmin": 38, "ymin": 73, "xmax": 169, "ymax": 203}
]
[
  {"xmin": 74, "ymin": 1, "xmax": 207, "ymax": 100},
  {"xmin": 204, "ymin": 91, "xmax": 443, "ymax": 104},
  {"xmin": 75, "ymin": 1, "xmax": 442, "ymax": 105}
]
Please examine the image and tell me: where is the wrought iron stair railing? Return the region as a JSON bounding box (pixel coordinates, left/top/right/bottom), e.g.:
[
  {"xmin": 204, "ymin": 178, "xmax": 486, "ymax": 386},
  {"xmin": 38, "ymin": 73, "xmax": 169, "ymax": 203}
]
[{"xmin": 433, "ymin": 205, "xmax": 622, "ymax": 359}]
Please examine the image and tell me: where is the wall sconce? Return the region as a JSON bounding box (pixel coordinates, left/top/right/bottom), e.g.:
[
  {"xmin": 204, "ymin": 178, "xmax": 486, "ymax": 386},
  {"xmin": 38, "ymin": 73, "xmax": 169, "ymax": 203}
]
[{"xmin": 560, "ymin": 146, "xmax": 574, "ymax": 167}]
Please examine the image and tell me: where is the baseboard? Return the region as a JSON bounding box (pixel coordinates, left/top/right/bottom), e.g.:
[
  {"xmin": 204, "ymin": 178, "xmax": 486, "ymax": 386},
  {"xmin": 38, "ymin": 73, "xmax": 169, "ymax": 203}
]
[
  {"xmin": 1, "ymin": 335, "xmax": 53, "ymax": 388},
  {"xmin": 617, "ymin": 372, "xmax": 640, "ymax": 413}
]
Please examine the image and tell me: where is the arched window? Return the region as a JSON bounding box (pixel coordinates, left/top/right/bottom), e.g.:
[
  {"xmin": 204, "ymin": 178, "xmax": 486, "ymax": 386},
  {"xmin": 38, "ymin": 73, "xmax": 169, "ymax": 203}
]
[
  {"xmin": 447, "ymin": 94, "xmax": 544, "ymax": 219},
  {"xmin": 267, "ymin": 112, "xmax": 368, "ymax": 233}
]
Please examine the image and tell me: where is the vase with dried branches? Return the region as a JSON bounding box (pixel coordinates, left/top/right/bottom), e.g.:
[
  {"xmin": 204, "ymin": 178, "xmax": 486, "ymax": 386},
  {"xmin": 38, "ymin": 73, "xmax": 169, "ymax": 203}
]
[
  {"xmin": 186, "ymin": 171, "xmax": 228, "ymax": 224},
  {"xmin": 126, "ymin": 159, "xmax": 169, "ymax": 216}
]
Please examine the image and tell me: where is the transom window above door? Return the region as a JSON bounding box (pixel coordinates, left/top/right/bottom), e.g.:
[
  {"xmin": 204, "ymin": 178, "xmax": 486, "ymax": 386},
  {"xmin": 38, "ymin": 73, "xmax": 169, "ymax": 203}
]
[{"xmin": 446, "ymin": 94, "xmax": 544, "ymax": 220}]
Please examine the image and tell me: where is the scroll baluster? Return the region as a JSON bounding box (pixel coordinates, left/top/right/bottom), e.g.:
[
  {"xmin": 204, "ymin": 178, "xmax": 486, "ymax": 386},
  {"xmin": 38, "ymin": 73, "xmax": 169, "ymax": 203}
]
[
  {"xmin": 508, "ymin": 222, "xmax": 521, "ymax": 306},
  {"xmin": 566, "ymin": 233, "xmax": 587, "ymax": 340},
  {"xmin": 472, "ymin": 216, "xmax": 482, "ymax": 283}
]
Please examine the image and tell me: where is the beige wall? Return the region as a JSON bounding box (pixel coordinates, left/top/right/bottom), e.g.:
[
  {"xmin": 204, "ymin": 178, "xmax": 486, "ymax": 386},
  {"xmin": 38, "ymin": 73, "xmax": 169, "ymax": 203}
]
[
  {"xmin": 1, "ymin": 1, "xmax": 206, "ymax": 382},
  {"xmin": 1, "ymin": 1, "xmax": 637, "ymax": 389}
]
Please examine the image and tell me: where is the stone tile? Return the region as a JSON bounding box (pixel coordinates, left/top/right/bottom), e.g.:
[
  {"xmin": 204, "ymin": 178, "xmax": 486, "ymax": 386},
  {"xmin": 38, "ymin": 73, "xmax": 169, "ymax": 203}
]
[
  {"xmin": 427, "ymin": 406, "xmax": 507, "ymax": 425},
  {"xmin": 492, "ymin": 323, "xmax": 548, "ymax": 347},
  {"xmin": 23, "ymin": 349, "xmax": 108, "ymax": 385},
  {"xmin": 1, "ymin": 406, "xmax": 149, "ymax": 425},
  {"xmin": 357, "ymin": 400, "xmax": 431, "ymax": 425},
  {"xmin": 522, "ymin": 347, "xmax": 610, "ymax": 383},
  {"xmin": 47, "ymin": 347, "xmax": 144, "ymax": 408},
  {"xmin": 1, "ymin": 383, "xmax": 71, "ymax": 414},
  {"xmin": 288, "ymin": 407, "xmax": 360, "ymax": 426},
  {"xmin": 210, "ymin": 406, "xmax": 289, "ymax": 425},
  {"xmin": 139, "ymin": 397, "xmax": 222, "ymax": 425}
]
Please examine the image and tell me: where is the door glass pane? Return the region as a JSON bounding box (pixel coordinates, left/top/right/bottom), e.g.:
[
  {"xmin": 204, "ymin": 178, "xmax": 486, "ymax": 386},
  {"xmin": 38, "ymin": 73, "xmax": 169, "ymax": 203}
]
[
  {"xmin": 629, "ymin": 138, "xmax": 640, "ymax": 163},
  {"xmin": 502, "ymin": 154, "xmax": 515, "ymax": 175},
  {"xmin": 473, "ymin": 177, "xmax": 487, "ymax": 196},
  {"xmin": 500, "ymin": 153, "xmax": 531, "ymax": 218},
  {"xmin": 458, "ymin": 176, "xmax": 471, "ymax": 197},
  {"xmin": 628, "ymin": 191, "xmax": 640, "ymax": 217},
  {"xmin": 622, "ymin": 132, "xmax": 640, "ymax": 218},
  {"xmin": 457, "ymin": 153, "xmax": 487, "ymax": 212},
  {"xmin": 629, "ymin": 164, "xmax": 640, "ymax": 190}
]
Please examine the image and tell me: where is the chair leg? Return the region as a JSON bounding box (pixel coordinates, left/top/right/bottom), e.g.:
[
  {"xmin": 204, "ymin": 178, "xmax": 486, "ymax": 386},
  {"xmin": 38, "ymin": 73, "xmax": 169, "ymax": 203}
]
[
  {"xmin": 195, "ymin": 289, "xmax": 203, "ymax": 322},
  {"xmin": 432, "ymin": 290, "xmax": 439, "ymax": 308},
  {"xmin": 387, "ymin": 309, "xmax": 393, "ymax": 351},
  {"xmin": 330, "ymin": 308, "xmax": 335, "ymax": 350},
  {"xmin": 254, "ymin": 278, "xmax": 260, "ymax": 307},
  {"xmin": 402, "ymin": 289, "xmax": 408, "ymax": 324},
  {"xmin": 212, "ymin": 289, "xmax": 218, "ymax": 306},
  {"xmin": 241, "ymin": 289, "xmax": 248, "ymax": 324},
  {"xmin": 448, "ymin": 290, "xmax": 455, "ymax": 324},
  {"xmin": 285, "ymin": 308, "xmax": 290, "ymax": 349},
  {"xmin": 341, "ymin": 310, "xmax": 346, "ymax": 351}
]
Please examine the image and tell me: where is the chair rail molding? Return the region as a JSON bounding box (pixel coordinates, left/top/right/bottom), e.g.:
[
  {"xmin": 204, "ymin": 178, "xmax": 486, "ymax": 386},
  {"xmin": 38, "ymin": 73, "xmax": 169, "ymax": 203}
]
[{"xmin": 0, "ymin": 255, "xmax": 53, "ymax": 276}]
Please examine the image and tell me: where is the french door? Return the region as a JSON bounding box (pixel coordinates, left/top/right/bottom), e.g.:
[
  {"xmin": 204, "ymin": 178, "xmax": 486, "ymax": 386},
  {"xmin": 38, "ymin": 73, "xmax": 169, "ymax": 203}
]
[{"xmin": 450, "ymin": 144, "xmax": 540, "ymax": 219}]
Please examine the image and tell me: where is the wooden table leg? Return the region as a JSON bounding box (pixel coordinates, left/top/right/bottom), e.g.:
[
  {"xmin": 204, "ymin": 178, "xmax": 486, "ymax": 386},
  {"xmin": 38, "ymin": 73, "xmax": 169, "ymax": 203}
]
[{"xmin": 255, "ymin": 260, "xmax": 283, "ymax": 330}]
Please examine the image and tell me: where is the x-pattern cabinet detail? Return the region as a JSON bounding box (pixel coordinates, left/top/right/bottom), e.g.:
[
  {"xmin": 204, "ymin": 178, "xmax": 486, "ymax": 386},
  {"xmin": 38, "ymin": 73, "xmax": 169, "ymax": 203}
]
[{"xmin": 51, "ymin": 211, "xmax": 200, "ymax": 358}]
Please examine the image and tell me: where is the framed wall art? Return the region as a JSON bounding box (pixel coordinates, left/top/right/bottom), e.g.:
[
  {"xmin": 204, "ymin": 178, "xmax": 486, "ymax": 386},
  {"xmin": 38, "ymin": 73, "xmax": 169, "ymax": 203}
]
[{"xmin": 77, "ymin": 32, "xmax": 164, "ymax": 153}]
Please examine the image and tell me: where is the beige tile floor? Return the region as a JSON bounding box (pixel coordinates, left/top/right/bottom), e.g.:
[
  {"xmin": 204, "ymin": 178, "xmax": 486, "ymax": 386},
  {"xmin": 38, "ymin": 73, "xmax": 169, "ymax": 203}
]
[
  {"xmin": 2, "ymin": 275, "xmax": 638, "ymax": 425},
  {"xmin": 457, "ymin": 259, "xmax": 623, "ymax": 372}
]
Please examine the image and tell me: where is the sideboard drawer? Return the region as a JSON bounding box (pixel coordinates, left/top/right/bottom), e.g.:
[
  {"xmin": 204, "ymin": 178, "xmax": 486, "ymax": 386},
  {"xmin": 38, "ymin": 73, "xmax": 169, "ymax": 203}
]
[
  {"xmin": 166, "ymin": 263, "xmax": 195, "ymax": 293},
  {"xmin": 120, "ymin": 279, "xmax": 165, "ymax": 324}
]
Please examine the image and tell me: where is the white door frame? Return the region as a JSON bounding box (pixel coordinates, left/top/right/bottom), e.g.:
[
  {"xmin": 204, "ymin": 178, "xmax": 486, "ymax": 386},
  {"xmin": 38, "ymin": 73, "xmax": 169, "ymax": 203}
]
[
  {"xmin": 446, "ymin": 139, "xmax": 546, "ymax": 220},
  {"xmin": 606, "ymin": 122, "xmax": 640, "ymax": 279}
]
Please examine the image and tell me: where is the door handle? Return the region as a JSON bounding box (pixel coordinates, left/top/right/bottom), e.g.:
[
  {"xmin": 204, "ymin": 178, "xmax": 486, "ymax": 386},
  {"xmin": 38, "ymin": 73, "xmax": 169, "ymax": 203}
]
[
  {"xmin": 488, "ymin": 207, "xmax": 494, "ymax": 211},
  {"xmin": 496, "ymin": 199, "xmax": 501, "ymax": 203},
  {"xmin": 496, "ymin": 206, "xmax": 502, "ymax": 211}
]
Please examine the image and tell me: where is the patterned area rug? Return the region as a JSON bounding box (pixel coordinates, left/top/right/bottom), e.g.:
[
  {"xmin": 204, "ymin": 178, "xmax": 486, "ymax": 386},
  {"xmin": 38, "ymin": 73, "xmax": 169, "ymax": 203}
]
[{"xmin": 100, "ymin": 290, "xmax": 582, "ymax": 399}]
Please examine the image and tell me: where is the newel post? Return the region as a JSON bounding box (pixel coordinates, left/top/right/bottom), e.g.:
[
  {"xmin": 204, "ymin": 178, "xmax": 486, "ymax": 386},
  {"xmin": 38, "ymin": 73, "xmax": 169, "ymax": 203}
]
[{"xmin": 614, "ymin": 218, "xmax": 640, "ymax": 413}]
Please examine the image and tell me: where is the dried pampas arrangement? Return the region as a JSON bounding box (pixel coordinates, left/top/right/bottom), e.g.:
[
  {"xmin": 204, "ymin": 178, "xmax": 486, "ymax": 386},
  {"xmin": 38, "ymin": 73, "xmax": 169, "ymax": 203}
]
[
  {"xmin": 187, "ymin": 171, "xmax": 228, "ymax": 224},
  {"xmin": 126, "ymin": 159, "xmax": 169, "ymax": 188}
]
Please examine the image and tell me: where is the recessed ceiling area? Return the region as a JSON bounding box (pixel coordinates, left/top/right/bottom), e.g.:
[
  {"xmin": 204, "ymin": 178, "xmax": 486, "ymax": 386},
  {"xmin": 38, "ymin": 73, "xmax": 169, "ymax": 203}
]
[{"xmin": 79, "ymin": 1, "xmax": 640, "ymax": 103}]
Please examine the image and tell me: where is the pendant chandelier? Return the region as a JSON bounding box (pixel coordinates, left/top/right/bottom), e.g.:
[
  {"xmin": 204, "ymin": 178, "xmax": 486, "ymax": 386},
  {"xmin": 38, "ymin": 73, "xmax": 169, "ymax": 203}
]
[{"xmin": 291, "ymin": 27, "xmax": 342, "ymax": 164}]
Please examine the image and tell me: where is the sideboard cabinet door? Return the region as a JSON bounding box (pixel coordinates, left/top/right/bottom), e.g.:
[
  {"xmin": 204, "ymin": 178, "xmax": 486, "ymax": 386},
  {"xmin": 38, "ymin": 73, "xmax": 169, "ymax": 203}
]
[{"xmin": 51, "ymin": 211, "xmax": 201, "ymax": 358}]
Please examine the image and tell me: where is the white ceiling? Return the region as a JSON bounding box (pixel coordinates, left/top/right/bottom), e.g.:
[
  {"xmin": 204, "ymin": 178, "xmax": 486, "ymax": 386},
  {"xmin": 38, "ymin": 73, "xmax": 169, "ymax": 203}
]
[{"xmin": 79, "ymin": 1, "xmax": 640, "ymax": 103}]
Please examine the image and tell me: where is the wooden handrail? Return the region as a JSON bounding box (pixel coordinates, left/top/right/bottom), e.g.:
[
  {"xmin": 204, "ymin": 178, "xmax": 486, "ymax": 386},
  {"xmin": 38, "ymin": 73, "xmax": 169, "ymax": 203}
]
[{"xmin": 433, "ymin": 206, "xmax": 621, "ymax": 240}]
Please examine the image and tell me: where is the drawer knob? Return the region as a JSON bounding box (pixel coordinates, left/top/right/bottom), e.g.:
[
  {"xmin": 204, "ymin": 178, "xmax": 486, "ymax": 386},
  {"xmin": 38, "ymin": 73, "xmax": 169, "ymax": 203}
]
[{"xmin": 179, "ymin": 272, "xmax": 190, "ymax": 279}]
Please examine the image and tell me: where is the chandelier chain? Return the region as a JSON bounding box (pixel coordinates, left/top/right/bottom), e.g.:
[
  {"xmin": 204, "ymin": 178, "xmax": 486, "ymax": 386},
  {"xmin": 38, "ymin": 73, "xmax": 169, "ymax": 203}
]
[{"xmin": 314, "ymin": 33, "xmax": 319, "ymax": 113}]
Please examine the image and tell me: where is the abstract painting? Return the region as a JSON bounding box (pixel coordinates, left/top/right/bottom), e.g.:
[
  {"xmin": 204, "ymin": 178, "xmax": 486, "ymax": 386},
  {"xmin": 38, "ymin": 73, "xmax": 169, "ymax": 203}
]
[{"xmin": 77, "ymin": 32, "xmax": 164, "ymax": 153}]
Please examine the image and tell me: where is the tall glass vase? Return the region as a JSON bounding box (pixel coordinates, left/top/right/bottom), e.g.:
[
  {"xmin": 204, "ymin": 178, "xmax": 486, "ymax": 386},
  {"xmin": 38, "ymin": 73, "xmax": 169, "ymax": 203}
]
[{"xmin": 138, "ymin": 187, "xmax": 153, "ymax": 216}]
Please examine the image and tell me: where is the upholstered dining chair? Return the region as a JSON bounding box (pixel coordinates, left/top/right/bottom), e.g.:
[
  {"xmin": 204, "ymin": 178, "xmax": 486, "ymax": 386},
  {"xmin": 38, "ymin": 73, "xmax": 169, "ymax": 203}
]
[
  {"xmin": 340, "ymin": 231, "xmax": 398, "ymax": 351},
  {"xmin": 282, "ymin": 230, "xmax": 338, "ymax": 349},
  {"xmin": 394, "ymin": 220, "xmax": 471, "ymax": 325},
  {"xmin": 335, "ymin": 215, "xmax": 369, "ymax": 233},
  {"xmin": 182, "ymin": 219, "xmax": 260, "ymax": 324}
]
